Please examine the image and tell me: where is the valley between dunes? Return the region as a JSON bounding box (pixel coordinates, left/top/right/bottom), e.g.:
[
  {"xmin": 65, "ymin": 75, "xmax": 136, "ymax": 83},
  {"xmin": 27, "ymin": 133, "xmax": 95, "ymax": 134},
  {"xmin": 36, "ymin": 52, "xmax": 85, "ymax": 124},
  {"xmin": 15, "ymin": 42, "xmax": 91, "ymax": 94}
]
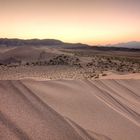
[{"xmin": 0, "ymin": 79, "xmax": 140, "ymax": 140}]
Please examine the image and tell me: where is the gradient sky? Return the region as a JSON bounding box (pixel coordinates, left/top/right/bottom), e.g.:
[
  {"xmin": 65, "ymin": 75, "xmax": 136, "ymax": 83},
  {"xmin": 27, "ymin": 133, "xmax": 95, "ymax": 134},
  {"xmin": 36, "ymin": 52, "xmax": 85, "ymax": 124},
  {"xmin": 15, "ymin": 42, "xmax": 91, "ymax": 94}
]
[{"xmin": 0, "ymin": 0, "xmax": 140, "ymax": 45}]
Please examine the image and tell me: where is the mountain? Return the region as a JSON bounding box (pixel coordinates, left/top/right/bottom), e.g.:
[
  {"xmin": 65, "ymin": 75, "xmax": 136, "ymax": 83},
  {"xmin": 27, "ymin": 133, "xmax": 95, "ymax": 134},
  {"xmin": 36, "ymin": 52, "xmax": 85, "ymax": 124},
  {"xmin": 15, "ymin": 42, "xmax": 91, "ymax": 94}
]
[
  {"xmin": 0, "ymin": 38, "xmax": 140, "ymax": 51},
  {"xmin": 0, "ymin": 38, "xmax": 90, "ymax": 49},
  {"xmin": 113, "ymin": 41, "xmax": 140, "ymax": 49},
  {"xmin": 0, "ymin": 38, "xmax": 64, "ymax": 46}
]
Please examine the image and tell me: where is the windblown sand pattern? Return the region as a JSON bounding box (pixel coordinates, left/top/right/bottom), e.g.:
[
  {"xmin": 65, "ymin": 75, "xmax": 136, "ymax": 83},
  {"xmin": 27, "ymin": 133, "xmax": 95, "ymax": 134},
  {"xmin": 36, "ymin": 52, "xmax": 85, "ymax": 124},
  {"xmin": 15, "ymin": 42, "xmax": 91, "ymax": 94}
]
[{"xmin": 0, "ymin": 79, "xmax": 140, "ymax": 140}]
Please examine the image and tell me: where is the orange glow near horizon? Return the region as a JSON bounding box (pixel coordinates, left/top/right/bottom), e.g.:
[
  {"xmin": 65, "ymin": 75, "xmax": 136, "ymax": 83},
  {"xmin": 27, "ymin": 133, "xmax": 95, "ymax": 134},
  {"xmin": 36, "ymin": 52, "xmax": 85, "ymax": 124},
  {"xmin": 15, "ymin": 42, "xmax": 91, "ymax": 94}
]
[{"xmin": 0, "ymin": 0, "xmax": 140, "ymax": 45}]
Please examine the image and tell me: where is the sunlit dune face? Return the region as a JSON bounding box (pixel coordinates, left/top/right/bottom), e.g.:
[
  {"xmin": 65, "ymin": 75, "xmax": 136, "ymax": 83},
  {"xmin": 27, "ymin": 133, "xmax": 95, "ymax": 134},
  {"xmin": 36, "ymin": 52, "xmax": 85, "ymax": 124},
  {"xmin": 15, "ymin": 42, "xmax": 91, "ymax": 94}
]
[{"xmin": 0, "ymin": 0, "xmax": 140, "ymax": 45}]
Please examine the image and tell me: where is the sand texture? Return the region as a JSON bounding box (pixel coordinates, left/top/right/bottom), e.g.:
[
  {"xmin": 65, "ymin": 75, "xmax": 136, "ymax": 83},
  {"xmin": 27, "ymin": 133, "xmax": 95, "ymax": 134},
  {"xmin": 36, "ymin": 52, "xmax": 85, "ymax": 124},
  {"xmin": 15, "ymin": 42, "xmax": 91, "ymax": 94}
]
[{"xmin": 0, "ymin": 79, "xmax": 140, "ymax": 140}]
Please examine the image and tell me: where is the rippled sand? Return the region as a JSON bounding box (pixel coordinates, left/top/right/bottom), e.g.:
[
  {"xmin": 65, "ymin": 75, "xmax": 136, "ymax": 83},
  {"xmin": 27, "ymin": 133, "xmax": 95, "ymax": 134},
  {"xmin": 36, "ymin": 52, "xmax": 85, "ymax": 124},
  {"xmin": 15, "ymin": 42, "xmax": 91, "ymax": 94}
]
[{"xmin": 0, "ymin": 79, "xmax": 140, "ymax": 140}]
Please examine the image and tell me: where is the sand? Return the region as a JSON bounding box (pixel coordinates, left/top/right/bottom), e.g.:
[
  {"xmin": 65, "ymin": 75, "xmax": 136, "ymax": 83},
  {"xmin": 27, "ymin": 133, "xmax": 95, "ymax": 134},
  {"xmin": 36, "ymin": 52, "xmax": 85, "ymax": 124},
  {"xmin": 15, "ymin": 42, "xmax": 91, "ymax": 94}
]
[
  {"xmin": 100, "ymin": 71, "xmax": 140, "ymax": 79},
  {"xmin": 0, "ymin": 79, "xmax": 140, "ymax": 140}
]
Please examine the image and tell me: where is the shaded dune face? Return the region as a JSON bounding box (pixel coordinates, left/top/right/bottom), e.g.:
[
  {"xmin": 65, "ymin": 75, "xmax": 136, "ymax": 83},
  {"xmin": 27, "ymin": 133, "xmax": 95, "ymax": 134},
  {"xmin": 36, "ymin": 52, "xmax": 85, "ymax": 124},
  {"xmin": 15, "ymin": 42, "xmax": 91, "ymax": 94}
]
[{"xmin": 0, "ymin": 80, "xmax": 140, "ymax": 140}]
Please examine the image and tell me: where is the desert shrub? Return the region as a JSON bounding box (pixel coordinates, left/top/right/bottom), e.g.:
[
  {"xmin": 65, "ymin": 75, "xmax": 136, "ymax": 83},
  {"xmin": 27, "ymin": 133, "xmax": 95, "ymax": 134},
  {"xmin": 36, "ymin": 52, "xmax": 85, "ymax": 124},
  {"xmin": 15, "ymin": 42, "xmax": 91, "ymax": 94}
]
[
  {"xmin": 47, "ymin": 55, "xmax": 80, "ymax": 66},
  {"xmin": 95, "ymin": 74, "xmax": 99, "ymax": 79},
  {"xmin": 26, "ymin": 62, "xmax": 29, "ymax": 66},
  {"xmin": 86, "ymin": 62, "xmax": 93, "ymax": 67},
  {"xmin": 102, "ymin": 73, "xmax": 107, "ymax": 76}
]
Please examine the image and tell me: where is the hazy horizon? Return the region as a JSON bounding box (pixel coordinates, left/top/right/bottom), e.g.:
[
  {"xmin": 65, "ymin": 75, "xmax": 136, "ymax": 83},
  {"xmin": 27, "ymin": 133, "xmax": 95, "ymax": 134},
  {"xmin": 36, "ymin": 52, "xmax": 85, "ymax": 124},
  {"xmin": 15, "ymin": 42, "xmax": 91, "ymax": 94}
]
[{"xmin": 0, "ymin": 0, "xmax": 140, "ymax": 45}]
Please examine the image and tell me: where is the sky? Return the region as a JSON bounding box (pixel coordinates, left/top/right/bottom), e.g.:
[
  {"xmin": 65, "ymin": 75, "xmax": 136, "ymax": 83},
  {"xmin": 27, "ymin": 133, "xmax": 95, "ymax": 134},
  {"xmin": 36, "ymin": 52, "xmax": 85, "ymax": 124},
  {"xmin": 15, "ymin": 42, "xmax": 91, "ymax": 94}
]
[{"xmin": 0, "ymin": 0, "xmax": 140, "ymax": 45}]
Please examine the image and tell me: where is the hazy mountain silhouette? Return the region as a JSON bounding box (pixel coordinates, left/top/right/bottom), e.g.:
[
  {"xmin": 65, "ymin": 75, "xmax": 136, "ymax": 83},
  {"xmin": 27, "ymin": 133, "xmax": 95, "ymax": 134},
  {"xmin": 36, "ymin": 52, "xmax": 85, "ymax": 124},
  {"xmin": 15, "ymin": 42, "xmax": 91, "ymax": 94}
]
[
  {"xmin": 0, "ymin": 38, "xmax": 140, "ymax": 51},
  {"xmin": 113, "ymin": 41, "xmax": 140, "ymax": 48},
  {"xmin": 0, "ymin": 38, "xmax": 89, "ymax": 48},
  {"xmin": 0, "ymin": 38, "xmax": 64, "ymax": 46}
]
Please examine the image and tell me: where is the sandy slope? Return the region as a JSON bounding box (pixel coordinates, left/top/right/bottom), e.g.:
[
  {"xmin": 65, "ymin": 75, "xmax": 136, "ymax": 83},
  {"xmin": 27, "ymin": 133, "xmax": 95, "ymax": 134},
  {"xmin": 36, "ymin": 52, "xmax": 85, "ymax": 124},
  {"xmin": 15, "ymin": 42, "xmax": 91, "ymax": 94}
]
[
  {"xmin": 100, "ymin": 72, "xmax": 140, "ymax": 79},
  {"xmin": 0, "ymin": 79, "xmax": 140, "ymax": 140},
  {"xmin": 0, "ymin": 46, "xmax": 57, "ymax": 62}
]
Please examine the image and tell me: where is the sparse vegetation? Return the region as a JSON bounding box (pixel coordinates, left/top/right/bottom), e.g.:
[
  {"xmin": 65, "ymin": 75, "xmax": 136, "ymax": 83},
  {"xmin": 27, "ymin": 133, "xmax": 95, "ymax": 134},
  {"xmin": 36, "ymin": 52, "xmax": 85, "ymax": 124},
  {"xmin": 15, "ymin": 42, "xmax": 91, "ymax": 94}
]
[
  {"xmin": 48, "ymin": 54, "xmax": 80, "ymax": 66},
  {"xmin": 102, "ymin": 73, "xmax": 107, "ymax": 76},
  {"xmin": 0, "ymin": 46, "xmax": 140, "ymax": 79}
]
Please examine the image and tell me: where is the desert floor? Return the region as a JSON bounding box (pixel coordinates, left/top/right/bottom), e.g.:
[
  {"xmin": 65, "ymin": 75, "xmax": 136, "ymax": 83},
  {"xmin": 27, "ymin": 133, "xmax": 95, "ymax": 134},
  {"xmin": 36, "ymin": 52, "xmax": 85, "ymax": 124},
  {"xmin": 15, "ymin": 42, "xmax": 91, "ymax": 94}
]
[
  {"xmin": 0, "ymin": 46, "xmax": 140, "ymax": 140},
  {"xmin": 0, "ymin": 78, "xmax": 140, "ymax": 140}
]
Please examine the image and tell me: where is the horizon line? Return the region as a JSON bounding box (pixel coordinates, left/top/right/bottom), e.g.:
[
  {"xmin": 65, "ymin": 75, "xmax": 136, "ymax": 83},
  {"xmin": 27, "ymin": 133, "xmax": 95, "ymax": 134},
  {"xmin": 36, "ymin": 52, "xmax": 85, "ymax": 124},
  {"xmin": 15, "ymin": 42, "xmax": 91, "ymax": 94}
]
[{"xmin": 0, "ymin": 37, "xmax": 140, "ymax": 47}]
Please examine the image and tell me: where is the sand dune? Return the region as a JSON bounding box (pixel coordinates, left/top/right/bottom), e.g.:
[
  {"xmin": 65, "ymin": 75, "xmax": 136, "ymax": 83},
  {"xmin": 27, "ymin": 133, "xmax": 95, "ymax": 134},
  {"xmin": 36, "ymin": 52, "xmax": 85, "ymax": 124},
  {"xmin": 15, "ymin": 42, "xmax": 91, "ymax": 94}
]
[
  {"xmin": 0, "ymin": 46, "xmax": 57, "ymax": 62},
  {"xmin": 0, "ymin": 79, "xmax": 140, "ymax": 140}
]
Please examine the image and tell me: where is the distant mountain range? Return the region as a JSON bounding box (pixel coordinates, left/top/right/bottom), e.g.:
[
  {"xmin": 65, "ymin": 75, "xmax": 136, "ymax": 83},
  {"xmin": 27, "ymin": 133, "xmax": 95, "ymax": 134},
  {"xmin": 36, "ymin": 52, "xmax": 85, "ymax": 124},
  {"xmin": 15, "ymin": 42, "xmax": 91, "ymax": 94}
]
[
  {"xmin": 113, "ymin": 41, "xmax": 140, "ymax": 49},
  {"xmin": 0, "ymin": 38, "xmax": 64, "ymax": 46},
  {"xmin": 0, "ymin": 38, "xmax": 90, "ymax": 49},
  {"xmin": 0, "ymin": 38, "xmax": 140, "ymax": 50}
]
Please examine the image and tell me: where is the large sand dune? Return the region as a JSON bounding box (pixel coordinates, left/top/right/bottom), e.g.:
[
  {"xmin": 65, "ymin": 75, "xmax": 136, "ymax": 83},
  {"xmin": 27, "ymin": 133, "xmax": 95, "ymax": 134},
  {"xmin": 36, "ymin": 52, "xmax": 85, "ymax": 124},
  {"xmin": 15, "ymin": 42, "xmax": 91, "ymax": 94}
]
[{"xmin": 0, "ymin": 79, "xmax": 140, "ymax": 140}]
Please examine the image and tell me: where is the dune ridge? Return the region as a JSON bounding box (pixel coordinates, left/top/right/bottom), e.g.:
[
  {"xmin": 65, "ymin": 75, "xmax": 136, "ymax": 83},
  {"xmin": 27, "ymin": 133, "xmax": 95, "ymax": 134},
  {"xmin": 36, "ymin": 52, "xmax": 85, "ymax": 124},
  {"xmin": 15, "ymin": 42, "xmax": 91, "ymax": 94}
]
[
  {"xmin": 85, "ymin": 80, "xmax": 140, "ymax": 126},
  {"xmin": 0, "ymin": 79, "xmax": 140, "ymax": 140}
]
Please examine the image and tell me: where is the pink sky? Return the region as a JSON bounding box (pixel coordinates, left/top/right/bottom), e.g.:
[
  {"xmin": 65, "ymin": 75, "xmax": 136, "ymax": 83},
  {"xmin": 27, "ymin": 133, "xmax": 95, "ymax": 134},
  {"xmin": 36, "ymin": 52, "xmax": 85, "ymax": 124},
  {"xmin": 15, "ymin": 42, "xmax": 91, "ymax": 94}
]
[{"xmin": 0, "ymin": 0, "xmax": 140, "ymax": 45}]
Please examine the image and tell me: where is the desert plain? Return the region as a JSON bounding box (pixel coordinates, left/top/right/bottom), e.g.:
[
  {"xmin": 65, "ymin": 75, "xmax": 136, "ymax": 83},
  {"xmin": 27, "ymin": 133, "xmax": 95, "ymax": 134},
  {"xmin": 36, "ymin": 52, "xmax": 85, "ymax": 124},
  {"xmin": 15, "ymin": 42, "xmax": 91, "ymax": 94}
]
[{"xmin": 0, "ymin": 41, "xmax": 140, "ymax": 140}]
